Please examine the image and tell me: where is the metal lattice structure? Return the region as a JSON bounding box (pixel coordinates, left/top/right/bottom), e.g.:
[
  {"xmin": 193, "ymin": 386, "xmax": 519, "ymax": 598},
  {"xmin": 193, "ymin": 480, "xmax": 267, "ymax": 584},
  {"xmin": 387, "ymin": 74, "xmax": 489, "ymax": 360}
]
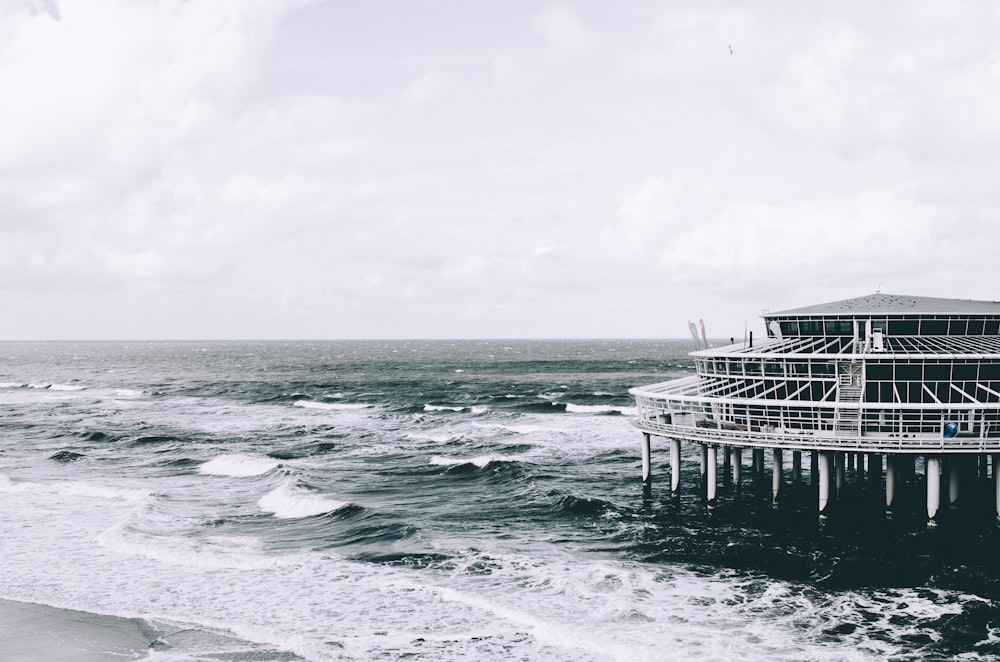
[{"xmin": 631, "ymin": 294, "xmax": 1000, "ymax": 454}]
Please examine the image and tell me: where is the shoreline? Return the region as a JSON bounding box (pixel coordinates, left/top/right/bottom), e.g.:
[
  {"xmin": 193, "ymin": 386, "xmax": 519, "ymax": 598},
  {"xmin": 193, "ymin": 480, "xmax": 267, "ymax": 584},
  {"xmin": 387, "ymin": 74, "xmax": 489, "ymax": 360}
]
[
  {"xmin": 0, "ymin": 598, "xmax": 154, "ymax": 661},
  {"xmin": 0, "ymin": 598, "xmax": 303, "ymax": 661}
]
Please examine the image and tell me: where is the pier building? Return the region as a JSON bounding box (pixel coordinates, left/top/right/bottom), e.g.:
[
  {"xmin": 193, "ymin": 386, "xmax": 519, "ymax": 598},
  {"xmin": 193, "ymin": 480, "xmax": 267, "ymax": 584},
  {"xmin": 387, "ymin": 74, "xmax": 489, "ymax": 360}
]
[{"xmin": 629, "ymin": 293, "xmax": 1000, "ymax": 522}]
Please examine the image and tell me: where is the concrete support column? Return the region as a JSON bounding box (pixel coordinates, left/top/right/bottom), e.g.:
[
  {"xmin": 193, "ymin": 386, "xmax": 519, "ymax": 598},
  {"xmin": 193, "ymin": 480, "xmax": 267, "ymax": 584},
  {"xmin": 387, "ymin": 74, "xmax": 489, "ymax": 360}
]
[
  {"xmin": 818, "ymin": 451, "xmax": 833, "ymax": 516},
  {"xmin": 869, "ymin": 453, "xmax": 882, "ymax": 483},
  {"xmin": 948, "ymin": 456, "xmax": 961, "ymax": 509},
  {"xmin": 792, "ymin": 450, "xmax": 802, "ymax": 483},
  {"xmin": 641, "ymin": 433, "xmax": 652, "ymax": 485},
  {"xmin": 670, "ymin": 438, "xmax": 681, "ymax": 495},
  {"xmin": 994, "ymin": 453, "xmax": 1000, "ymax": 522},
  {"xmin": 699, "ymin": 444, "xmax": 708, "ymax": 480},
  {"xmin": 926, "ymin": 456, "xmax": 941, "ymax": 524},
  {"xmin": 886, "ymin": 454, "xmax": 897, "ymax": 515},
  {"xmin": 732, "ymin": 448, "xmax": 742, "ymax": 487},
  {"xmin": 707, "ymin": 446, "xmax": 718, "ymax": 505},
  {"xmin": 772, "ymin": 448, "xmax": 783, "ymax": 505},
  {"xmin": 835, "ymin": 452, "xmax": 845, "ymax": 498}
]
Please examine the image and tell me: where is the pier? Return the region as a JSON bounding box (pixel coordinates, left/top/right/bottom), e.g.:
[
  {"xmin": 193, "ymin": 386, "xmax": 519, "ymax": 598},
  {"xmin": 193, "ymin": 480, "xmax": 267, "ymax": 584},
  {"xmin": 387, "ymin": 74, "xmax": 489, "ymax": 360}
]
[{"xmin": 630, "ymin": 294, "xmax": 1000, "ymax": 524}]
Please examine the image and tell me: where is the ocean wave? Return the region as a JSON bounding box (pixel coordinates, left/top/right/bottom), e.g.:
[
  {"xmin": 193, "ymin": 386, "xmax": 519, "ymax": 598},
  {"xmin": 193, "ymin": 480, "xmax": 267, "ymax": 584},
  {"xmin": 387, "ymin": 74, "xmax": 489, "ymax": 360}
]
[
  {"xmin": 0, "ymin": 382, "xmax": 26, "ymax": 388},
  {"xmin": 293, "ymin": 400, "xmax": 372, "ymax": 411},
  {"xmin": 429, "ymin": 454, "xmax": 523, "ymax": 469},
  {"xmin": 423, "ymin": 404, "xmax": 490, "ymax": 414},
  {"xmin": 96, "ymin": 523, "xmax": 292, "ymax": 570},
  {"xmin": 258, "ymin": 481, "xmax": 349, "ymax": 519},
  {"xmin": 48, "ymin": 450, "xmax": 85, "ymax": 462},
  {"xmin": 57, "ymin": 481, "xmax": 150, "ymax": 501},
  {"xmin": 49, "ymin": 383, "xmax": 86, "ymax": 391},
  {"xmin": 199, "ymin": 455, "xmax": 282, "ymax": 477},
  {"xmin": 564, "ymin": 403, "xmax": 637, "ymax": 416}
]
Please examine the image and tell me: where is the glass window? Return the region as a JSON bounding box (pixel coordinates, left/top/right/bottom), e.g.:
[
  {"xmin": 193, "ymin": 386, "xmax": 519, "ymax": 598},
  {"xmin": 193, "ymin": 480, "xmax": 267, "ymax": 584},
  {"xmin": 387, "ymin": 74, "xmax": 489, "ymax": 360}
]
[
  {"xmin": 921, "ymin": 320, "xmax": 948, "ymax": 335},
  {"xmin": 953, "ymin": 363, "xmax": 979, "ymax": 381},
  {"xmin": 813, "ymin": 363, "xmax": 834, "ymax": 376},
  {"xmin": 969, "ymin": 319, "xmax": 986, "ymax": 335},
  {"xmin": 896, "ymin": 364, "xmax": 922, "ymax": 381},
  {"xmin": 924, "ymin": 364, "xmax": 951, "ymax": 381},
  {"xmin": 987, "ymin": 320, "xmax": 1000, "ymax": 335},
  {"xmin": 949, "ymin": 319, "xmax": 969, "ymax": 335},
  {"xmin": 800, "ymin": 320, "xmax": 823, "ymax": 335},
  {"xmin": 980, "ymin": 363, "xmax": 1000, "ymax": 380},
  {"xmin": 779, "ymin": 321, "xmax": 798, "ymax": 336},
  {"xmin": 866, "ymin": 364, "xmax": 892, "ymax": 381},
  {"xmin": 888, "ymin": 319, "xmax": 919, "ymax": 335},
  {"xmin": 825, "ymin": 320, "xmax": 852, "ymax": 336}
]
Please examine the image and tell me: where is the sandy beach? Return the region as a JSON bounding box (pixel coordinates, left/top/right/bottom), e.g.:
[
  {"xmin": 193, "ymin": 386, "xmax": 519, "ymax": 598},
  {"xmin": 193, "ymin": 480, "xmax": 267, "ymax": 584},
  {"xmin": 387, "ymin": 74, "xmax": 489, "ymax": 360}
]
[
  {"xmin": 0, "ymin": 599, "xmax": 303, "ymax": 661},
  {"xmin": 0, "ymin": 599, "xmax": 153, "ymax": 661}
]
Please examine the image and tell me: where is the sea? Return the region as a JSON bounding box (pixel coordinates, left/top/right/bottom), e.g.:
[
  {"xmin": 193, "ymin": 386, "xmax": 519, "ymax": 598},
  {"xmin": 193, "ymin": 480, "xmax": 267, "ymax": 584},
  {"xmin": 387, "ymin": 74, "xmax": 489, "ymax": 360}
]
[{"xmin": 2, "ymin": 339, "xmax": 1000, "ymax": 661}]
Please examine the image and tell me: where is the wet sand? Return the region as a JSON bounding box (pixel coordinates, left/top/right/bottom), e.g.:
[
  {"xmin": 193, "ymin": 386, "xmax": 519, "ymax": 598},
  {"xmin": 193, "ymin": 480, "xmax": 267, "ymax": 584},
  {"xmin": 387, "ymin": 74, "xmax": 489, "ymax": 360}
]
[
  {"xmin": 0, "ymin": 598, "xmax": 305, "ymax": 660},
  {"xmin": 0, "ymin": 598, "xmax": 153, "ymax": 661}
]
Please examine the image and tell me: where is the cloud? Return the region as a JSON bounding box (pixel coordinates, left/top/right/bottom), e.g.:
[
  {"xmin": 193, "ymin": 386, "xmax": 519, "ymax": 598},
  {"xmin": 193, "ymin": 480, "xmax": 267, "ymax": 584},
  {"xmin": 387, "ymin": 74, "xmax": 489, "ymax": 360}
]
[
  {"xmin": 531, "ymin": 4, "xmax": 593, "ymax": 60},
  {"xmin": 404, "ymin": 70, "xmax": 458, "ymax": 107}
]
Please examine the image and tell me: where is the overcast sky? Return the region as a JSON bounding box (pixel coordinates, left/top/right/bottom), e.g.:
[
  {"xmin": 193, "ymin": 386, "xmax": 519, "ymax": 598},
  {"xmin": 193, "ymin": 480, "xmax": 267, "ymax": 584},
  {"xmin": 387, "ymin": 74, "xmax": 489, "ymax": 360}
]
[{"xmin": 3, "ymin": 1, "xmax": 1000, "ymax": 339}]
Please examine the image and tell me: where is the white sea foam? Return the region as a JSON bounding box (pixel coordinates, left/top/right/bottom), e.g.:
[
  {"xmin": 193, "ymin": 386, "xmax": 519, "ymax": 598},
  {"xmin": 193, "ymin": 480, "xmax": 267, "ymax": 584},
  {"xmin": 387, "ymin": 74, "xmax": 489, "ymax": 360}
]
[
  {"xmin": 293, "ymin": 400, "xmax": 371, "ymax": 410},
  {"xmin": 0, "ymin": 474, "xmax": 33, "ymax": 493},
  {"xmin": 565, "ymin": 403, "xmax": 637, "ymax": 415},
  {"xmin": 57, "ymin": 481, "xmax": 150, "ymax": 501},
  {"xmin": 49, "ymin": 383, "xmax": 86, "ymax": 391},
  {"xmin": 424, "ymin": 404, "xmax": 465, "ymax": 412},
  {"xmin": 258, "ymin": 481, "xmax": 348, "ymax": 519},
  {"xmin": 199, "ymin": 455, "xmax": 281, "ymax": 477},
  {"xmin": 97, "ymin": 522, "xmax": 287, "ymax": 571},
  {"xmin": 430, "ymin": 454, "xmax": 510, "ymax": 468},
  {"xmin": 0, "ymin": 382, "xmax": 25, "ymax": 388}
]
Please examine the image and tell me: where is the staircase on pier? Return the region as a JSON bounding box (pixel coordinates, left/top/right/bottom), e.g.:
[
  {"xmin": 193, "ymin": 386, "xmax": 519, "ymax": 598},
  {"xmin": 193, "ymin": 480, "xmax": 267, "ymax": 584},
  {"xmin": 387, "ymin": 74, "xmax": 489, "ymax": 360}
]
[{"xmin": 835, "ymin": 362, "xmax": 862, "ymax": 438}]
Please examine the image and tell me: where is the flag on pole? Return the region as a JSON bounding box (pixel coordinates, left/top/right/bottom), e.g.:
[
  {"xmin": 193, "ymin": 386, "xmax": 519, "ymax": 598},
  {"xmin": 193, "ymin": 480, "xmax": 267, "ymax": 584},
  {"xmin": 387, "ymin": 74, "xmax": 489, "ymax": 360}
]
[
  {"xmin": 699, "ymin": 319, "xmax": 708, "ymax": 349},
  {"xmin": 688, "ymin": 320, "xmax": 700, "ymax": 347}
]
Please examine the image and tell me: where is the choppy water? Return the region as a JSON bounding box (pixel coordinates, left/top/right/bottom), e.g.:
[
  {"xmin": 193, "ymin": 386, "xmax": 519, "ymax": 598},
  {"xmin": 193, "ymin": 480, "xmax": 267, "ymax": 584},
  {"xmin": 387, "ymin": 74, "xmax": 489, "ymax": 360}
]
[{"xmin": 1, "ymin": 340, "xmax": 1000, "ymax": 661}]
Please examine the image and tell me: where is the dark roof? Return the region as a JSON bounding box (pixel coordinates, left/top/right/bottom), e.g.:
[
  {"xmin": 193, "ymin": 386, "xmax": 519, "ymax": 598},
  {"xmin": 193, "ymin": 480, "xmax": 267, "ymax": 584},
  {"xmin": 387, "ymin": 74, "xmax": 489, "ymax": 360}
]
[{"xmin": 768, "ymin": 293, "xmax": 1000, "ymax": 317}]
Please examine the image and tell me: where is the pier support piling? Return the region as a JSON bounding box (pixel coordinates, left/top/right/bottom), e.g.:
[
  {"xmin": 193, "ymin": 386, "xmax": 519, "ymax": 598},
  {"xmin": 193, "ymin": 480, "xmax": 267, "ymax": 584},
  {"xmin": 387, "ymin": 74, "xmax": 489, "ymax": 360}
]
[
  {"xmin": 994, "ymin": 454, "xmax": 1000, "ymax": 522},
  {"xmin": 732, "ymin": 448, "xmax": 742, "ymax": 487},
  {"xmin": 835, "ymin": 452, "xmax": 845, "ymax": 498},
  {"xmin": 886, "ymin": 455, "xmax": 897, "ymax": 516},
  {"xmin": 926, "ymin": 456, "xmax": 941, "ymax": 524},
  {"xmin": 772, "ymin": 449, "xmax": 783, "ymax": 505},
  {"xmin": 948, "ymin": 456, "xmax": 961, "ymax": 509},
  {"xmin": 869, "ymin": 453, "xmax": 882, "ymax": 484},
  {"xmin": 818, "ymin": 451, "xmax": 833, "ymax": 516},
  {"xmin": 641, "ymin": 433, "xmax": 652, "ymax": 485},
  {"xmin": 699, "ymin": 444, "xmax": 708, "ymax": 481},
  {"xmin": 670, "ymin": 439, "xmax": 681, "ymax": 495},
  {"xmin": 707, "ymin": 446, "xmax": 718, "ymax": 505},
  {"xmin": 792, "ymin": 451, "xmax": 802, "ymax": 483}
]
